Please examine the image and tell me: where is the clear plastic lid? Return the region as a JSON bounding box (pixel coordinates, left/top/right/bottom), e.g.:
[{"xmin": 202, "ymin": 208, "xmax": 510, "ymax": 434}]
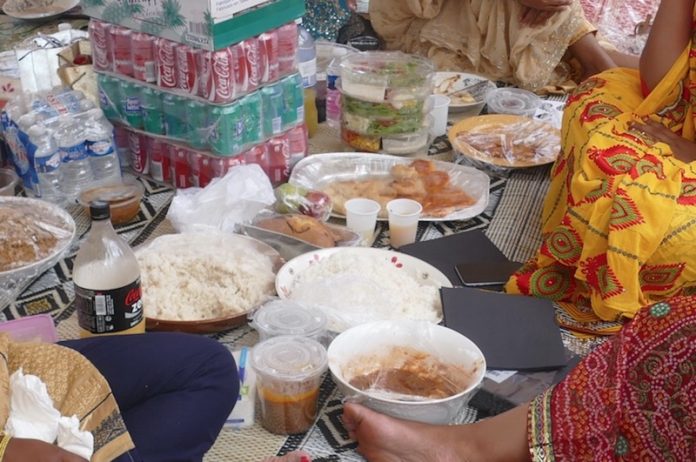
[
  {"xmin": 316, "ymin": 40, "xmax": 357, "ymax": 79},
  {"xmin": 339, "ymin": 51, "xmax": 434, "ymax": 102},
  {"xmin": 251, "ymin": 335, "xmax": 328, "ymax": 381},
  {"xmin": 252, "ymin": 299, "xmax": 327, "ymax": 339},
  {"xmin": 485, "ymin": 88, "xmax": 541, "ymax": 117}
]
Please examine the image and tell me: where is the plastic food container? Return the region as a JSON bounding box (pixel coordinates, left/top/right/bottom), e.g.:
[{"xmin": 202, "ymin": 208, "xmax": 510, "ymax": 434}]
[
  {"xmin": 78, "ymin": 177, "xmax": 144, "ymax": 225},
  {"xmin": 0, "ymin": 314, "xmax": 58, "ymax": 343},
  {"xmin": 251, "ymin": 335, "xmax": 328, "ymax": 435},
  {"xmin": 485, "ymin": 88, "xmax": 541, "ymax": 117},
  {"xmin": 339, "ymin": 51, "xmax": 434, "ymax": 102},
  {"xmin": 341, "ymin": 118, "xmax": 431, "ymax": 155},
  {"xmin": 251, "ymin": 299, "xmax": 328, "ymax": 343},
  {"xmin": 0, "ymin": 168, "xmax": 20, "ymax": 196}
]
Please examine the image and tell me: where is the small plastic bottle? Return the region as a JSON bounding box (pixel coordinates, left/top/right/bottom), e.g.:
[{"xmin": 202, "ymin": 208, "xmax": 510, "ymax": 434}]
[
  {"xmin": 29, "ymin": 126, "xmax": 64, "ymax": 204},
  {"xmin": 55, "ymin": 114, "xmax": 94, "ymax": 201},
  {"xmin": 298, "ymin": 25, "xmax": 319, "ymax": 137},
  {"xmin": 73, "ymin": 201, "xmax": 145, "ymax": 337},
  {"xmin": 85, "ymin": 108, "xmax": 121, "ymax": 185}
]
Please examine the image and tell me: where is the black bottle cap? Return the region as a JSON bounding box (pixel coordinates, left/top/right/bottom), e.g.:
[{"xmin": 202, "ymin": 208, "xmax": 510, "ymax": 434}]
[{"xmin": 89, "ymin": 200, "xmax": 111, "ymax": 221}]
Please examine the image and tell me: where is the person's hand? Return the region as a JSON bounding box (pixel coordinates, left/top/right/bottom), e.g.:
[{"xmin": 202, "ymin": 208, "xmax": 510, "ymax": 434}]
[
  {"xmin": 630, "ymin": 118, "xmax": 696, "ymax": 163},
  {"xmin": 519, "ymin": 0, "xmax": 572, "ymax": 26},
  {"xmin": 3, "ymin": 438, "xmax": 88, "ymax": 462}
]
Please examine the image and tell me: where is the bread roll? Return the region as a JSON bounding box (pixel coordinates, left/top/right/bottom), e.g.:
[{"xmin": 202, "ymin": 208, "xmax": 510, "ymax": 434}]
[{"xmin": 257, "ymin": 215, "xmax": 338, "ymax": 248}]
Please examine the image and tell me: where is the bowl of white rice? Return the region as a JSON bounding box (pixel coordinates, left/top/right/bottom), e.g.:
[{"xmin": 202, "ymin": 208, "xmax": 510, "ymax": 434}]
[
  {"xmin": 276, "ymin": 248, "xmax": 451, "ymax": 332},
  {"xmin": 137, "ymin": 232, "xmax": 282, "ymax": 333}
]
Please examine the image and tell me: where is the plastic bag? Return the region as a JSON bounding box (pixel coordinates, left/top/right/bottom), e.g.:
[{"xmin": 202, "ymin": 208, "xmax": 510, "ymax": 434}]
[
  {"xmin": 166, "ymin": 164, "xmax": 276, "ymax": 233},
  {"xmin": 274, "ymin": 183, "xmax": 333, "ymax": 221}
]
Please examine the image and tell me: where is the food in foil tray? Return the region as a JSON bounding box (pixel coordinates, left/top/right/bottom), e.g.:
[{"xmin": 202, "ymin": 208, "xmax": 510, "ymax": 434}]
[
  {"xmin": 324, "ymin": 159, "xmax": 475, "ymax": 218},
  {"xmin": 452, "ymin": 116, "xmax": 560, "ymax": 167},
  {"xmin": 256, "ymin": 214, "xmax": 345, "ymax": 248}
]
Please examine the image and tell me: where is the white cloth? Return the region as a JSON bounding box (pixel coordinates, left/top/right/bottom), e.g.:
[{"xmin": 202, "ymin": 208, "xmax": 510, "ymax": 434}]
[{"xmin": 4, "ymin": 369, "xmax": 94, "ymax": 460}]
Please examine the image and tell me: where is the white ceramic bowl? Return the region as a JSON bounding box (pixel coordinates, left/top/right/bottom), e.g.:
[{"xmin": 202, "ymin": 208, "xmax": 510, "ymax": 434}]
[{"xmin": 328, "ymin": 320, "xmax": 486, "ymax": 424}]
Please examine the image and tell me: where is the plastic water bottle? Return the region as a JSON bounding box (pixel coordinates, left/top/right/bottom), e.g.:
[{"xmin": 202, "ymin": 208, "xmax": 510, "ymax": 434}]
[
  {"xmin": 29, "ymin": 126, "xmax": 64, "ymax": 204},
  {"xmin": 55, "ymin": 115, "xmax": 93, "ymax": 201},
  {"xmin": 85, "ymin": 108, "xmax": 121, "ymax": 185},
  {"xmin": 298, "ymin": 25, "xmax": 318, "ymax": 137}
]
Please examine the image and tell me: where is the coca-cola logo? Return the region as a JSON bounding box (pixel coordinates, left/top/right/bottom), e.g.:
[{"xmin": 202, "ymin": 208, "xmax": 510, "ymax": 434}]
[
  {"xmin": 213, "ymin": 52, "xmax": 232, "ymax": 99},
  {"xmin": 125, "ymin": 286, "xmax": 141, "ymax": 307},
  {"xmin": 91, "ymin": 25, "xmax": 110, "ymax": 68},
  {"xmin": 177, "ymin": 49, "xmax": 192, "ymax": 89},
  {"xmin": 158, "ymin": 43, "xmax": 177, "ymax": 87},
  {"xmin": 246, "ymin": 42, "xmax": 260, "ymax": 86}
]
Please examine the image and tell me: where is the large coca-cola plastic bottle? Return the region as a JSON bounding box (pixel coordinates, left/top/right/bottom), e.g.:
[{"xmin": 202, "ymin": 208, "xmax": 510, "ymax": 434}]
[{"xmin": 73, "ymin": 201, "xmax": 145, "ymax": 337}]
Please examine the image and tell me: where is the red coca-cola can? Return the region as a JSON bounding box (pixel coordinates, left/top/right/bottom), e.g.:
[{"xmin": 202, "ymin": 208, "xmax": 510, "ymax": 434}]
[
  {"xmin": 266, "ymin": 134, "xmax": 291, "ymax": 185},
  {"xmin": 110, "ymin": 26, "xmax": 133, "ymax": 76},
  {"xmin": 242, "ymin": 38, "xmax": 262, "ymax": 92},
  {"xmin": 170, "ymin": 145, "xmax": 192, "ymax": 189},
  {"xmin": 175, "ymin": 44, "xmax": 197, "ymax": 94},
  {"xmin": 287, "ymin": 123, "xmax": 308, "ymax": 169},
  {"xmin": 229, "ymin": 43, "xmax": 248, "ymax": 95},
  {"xmin": 196, "ymin": 49, "xmax": 214, "ymax": 100},
  {"xmin": 210, "ymin": 155, "xmax": 246, "ymax": 179},
  {"xmin": 131, "ymin": 32, "xmax": 157, "ymax": 83},
  {"xmin": 161, "ymin": 141, "xmax": 175, "ymax": 185},
  {"xmin": 242, "ymin": 143, "xmax": 268, "ymax": 173},
  {"xmin": 258, "ymin": 30, "xmax": 279, "ymax": 83},
  {"xmin": 89, "ymin": 20, "xmax": 112, "ymax": 72},
  {"xmin": 148, "ymin": 138, "xmax": 167, "ymax": 182},
  {"xmin": 155, "ymin": 38, "xmax": 178, "ymax": 89},
  {"xmin": 187, "ymin": 150, "xmax": 204, "ymax": 187},
  {"xmin": 276, "ymin": 23, "xmax": 298, "ymax": 74},
  {"xmin": 198, "ymin": 155, "xmax": 214, "ymax": 187},
  {"xmin": 210, "ymin": 48, "xmax": 235, "ymax": 103},
  {"xmin": 128, "ymin": 131, "xmax": 149, "ymax": 174}
]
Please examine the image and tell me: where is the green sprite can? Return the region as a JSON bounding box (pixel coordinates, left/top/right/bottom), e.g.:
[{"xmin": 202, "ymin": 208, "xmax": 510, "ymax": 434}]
[
  {"xmin": 210, "ymin": 103, "xmax": 243, "ymax": 156},
  {"xmin": 120, "ymin": 81, "xmax": 143, "ymax": 129},
  {"xmin": 162, "ymin": 93, "xmax": 187, "ymax": 139},
  {"xmin": 185, "ymin": 100, "xmax": 210, "ymax": 150},
  {"xmin": 240, "ymin": 93, "xmax": 263, "ymax": 147},
  {"xmin": 281, "ymin": 74, "xmax": 301, "ymax": 129},
  {"xmin": 261, "ymin": 84, "xmax": 283, "ymax": 138},
  {"xmin": 141, "ymin": 86, "xmax": 164, "ymax": 135},
  {"xmin": 97, "ymin": 73, "xmax": 122, "ymax": 122}
]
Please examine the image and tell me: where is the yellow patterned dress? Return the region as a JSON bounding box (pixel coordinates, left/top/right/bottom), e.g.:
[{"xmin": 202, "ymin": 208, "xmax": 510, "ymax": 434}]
[{"xmin": 506, "ymin": 5, "xmax": 696, "ymax": 334}]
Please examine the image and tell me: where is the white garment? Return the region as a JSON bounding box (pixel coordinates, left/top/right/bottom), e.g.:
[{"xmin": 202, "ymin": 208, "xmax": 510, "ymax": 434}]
[{"xmin": 4, "ymin": 369, "xmax": 94, "ymax": 460}]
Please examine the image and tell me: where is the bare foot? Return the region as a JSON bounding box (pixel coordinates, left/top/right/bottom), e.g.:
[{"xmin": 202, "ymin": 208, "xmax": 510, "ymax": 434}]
[
  {"xmin": 261, "ymin": 450, "xmax": 311, "ymax": 462},
  {"xmin": 342, "ymin": 403, "xmax": 478, "ymax": 462}
]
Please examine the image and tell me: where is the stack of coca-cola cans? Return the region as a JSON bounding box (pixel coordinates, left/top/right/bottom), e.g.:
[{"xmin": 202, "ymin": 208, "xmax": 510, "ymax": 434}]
[{"xmin": 89, "ymin": 18, "xmax": 309, "ymax": 187}]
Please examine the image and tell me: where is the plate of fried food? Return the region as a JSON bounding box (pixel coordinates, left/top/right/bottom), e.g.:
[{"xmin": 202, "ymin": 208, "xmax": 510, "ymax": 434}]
[
  {"xmin": 432, "ymin": 72, "xmax": 496, "ymax": 115},
  {"xmin": 288, "ymin": 154, "xmax": 490, "ymax": 221},
  {"xmin": 449, "ymin": 114, "xmax": 561, "ymax": 168}
]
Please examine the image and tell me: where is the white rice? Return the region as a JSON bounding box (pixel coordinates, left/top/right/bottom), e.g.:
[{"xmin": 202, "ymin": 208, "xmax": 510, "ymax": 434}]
[
  {"xmin": 138, "ymin": 240, "xmax": 276, "ymax": 321},
  {"xmin": 288, "ymin": 252, "xmax": 442, "ymax": 331}
]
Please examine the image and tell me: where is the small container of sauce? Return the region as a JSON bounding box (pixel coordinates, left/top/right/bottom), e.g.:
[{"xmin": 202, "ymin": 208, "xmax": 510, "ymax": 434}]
[
  {"xmin": 78, "ymin": 177, "xmax": 144, "ymax": 225},
  {"xmin": 251, "ymin": 335, "xmax": 327, "ymax": 435}
]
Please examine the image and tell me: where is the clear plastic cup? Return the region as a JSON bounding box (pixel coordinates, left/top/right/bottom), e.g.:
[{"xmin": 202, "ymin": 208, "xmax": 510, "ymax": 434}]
[
  {"xmin": 387, "ymin": 198, "xmax": 422, "ymax": 248},
  {"xmin": 251, "ymin": 299, "xmax": 327, "ymax": 343},
  {"xmin": 251, "ymin": 335, "xmax": 328, "ymax": 435},
  {"xmin": 345, "ymin": 198, "xmax": 381, "ymax": 245},
  {"xmin": 428, "ymin": 94, "xmax": 450, "ymax": 137}
]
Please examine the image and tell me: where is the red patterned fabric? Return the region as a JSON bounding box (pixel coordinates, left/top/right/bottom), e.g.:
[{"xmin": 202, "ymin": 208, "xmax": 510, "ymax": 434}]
[{"xmin": 528, "ymin": 296, "xmax": 696, "ymax": 461}]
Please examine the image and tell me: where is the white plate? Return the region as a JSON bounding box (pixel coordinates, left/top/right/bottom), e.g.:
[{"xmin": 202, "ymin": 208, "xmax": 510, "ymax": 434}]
[
  {"xmin": 3, "ymin": 0, "xmax": 80, "ymax": 20},
  {"xmin": 276, "ymin": 247, "xmax": 452, "ymax": 332},
  {"xmin": 432, "ymin": 72, "xmax": 496, "ymax": 114},
  {"xmin": 289, "ymin": 152, "xmax": 490, "ymax": 222}
]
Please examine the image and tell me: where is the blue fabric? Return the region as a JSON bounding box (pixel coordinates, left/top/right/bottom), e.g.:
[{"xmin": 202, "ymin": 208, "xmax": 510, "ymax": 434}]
[{"xmin": 60, "ymin": 332, "xmax": 239, "ymax": 462}]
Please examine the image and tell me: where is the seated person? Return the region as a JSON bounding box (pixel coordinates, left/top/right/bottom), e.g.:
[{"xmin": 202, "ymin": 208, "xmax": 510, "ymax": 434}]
[
  {"xmin": 506, "ymin": 0, "xmax": 696, "ymax": 328},
  {"xmin": 368, "ymin": 0, "xmax": 635, "ymax": 91},
  {"xmin": 340, "ymin": 295, "xmax": 696, "ymax": 461},
  {"xmin": 0, "ymin": 332, "xmax": 239, "ymax": 462}
]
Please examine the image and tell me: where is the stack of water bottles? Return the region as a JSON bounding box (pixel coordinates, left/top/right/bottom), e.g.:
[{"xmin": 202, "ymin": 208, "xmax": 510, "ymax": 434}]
[{"xmin": 1, "ymin": 88, "xmax": 121, "ymax": 204}]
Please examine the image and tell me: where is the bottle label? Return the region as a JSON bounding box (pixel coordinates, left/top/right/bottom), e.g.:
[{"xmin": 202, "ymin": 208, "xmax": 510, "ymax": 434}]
[
  {"xmin": 61, "ymin": 142, "xmax": 88, "ymax": 162},
  {"xmin": 298, "ymin": 58, "xmax": 317, "ymax": 88},
  {"xmin": 34, "ymin": 150, "xmax": 61, "ymax": 173},
  {"xmin": 86, "ymin": 140, "xmax": 115, "ymax": 157},
  {"xmin": 75, "ymin": 278, "xmax": 144, "ymax": 334}
]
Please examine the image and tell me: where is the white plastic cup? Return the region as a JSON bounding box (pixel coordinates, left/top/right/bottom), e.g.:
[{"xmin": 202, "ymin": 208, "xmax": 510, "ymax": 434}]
[
  {"xmin": 428, "ymin": 94, "xmax": 450, "ymax": 138},
  {"xmin": 345, "ymin": 198, "xmax": 381, "ymax": 245},
  {"xmin": 387, "ymin": 198, "xmax": 422, "ymax": 248}
]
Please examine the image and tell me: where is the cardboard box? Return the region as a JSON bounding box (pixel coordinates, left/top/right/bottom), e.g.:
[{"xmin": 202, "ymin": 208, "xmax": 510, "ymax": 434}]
[{"xmin": 81, "ymin": 0, "xmax": 305, "ymax": 51}]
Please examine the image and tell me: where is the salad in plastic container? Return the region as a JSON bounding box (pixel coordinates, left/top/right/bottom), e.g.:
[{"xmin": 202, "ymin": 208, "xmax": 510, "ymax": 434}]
[
  {"xmin": 341, "ymin": 93, "xmax": 426, "ymax": 136},
  {"xmin": 339, "ymin": 51, "xmax": 434, "ymax": 103},
  {"xmin": 341, "ymin": 116, "xmax": 431, "ymax": 155}
]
